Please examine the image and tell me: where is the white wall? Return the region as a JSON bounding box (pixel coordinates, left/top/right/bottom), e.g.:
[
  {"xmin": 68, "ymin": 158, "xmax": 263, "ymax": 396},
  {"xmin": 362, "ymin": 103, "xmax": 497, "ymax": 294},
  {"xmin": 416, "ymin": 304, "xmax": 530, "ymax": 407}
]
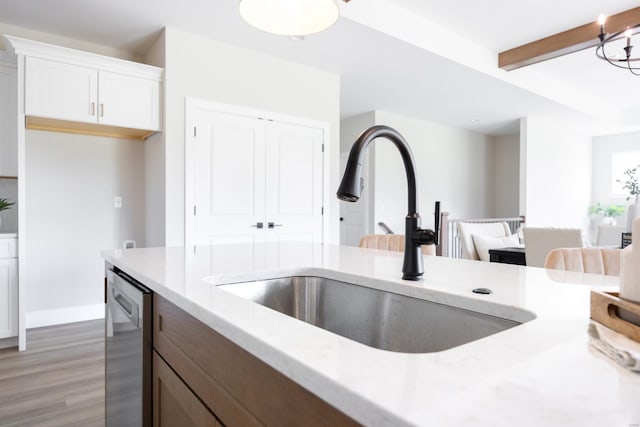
[
  {"xmin": 592, "ymin": 131, "xmax": 640, "ymax": 215},
  {"xmin": 371, "ymin": 110, "xmax": 495, "ymax": 234},
  {"xmin": 0, "ymin": 178, "xmax": 17, "ymax": 232},
  {"xmin": 591, "ymin": 131, "xmax": 640, "ymax": 240},
  {"xmin": 521, "ymin": 116, "xmax": 592, "ymax": 228},
  {"xmin": 25, "ymin": 131, "xmax": 145, "ymax": 327},
  {"xmin": 339, "ymin": 112, "xmax": 375, "ymax": 245},
  {"xmin": 0, "ymin": 22, "xmax": 138, "ymax": 62},
  {"xmin": 159, "ymin": 27, "xmax": 341, "ymax": 246},
  {"xmin": 142, "ymin": 31, "xmax": 166, "ymax": 247},
  {"xmin": 492, "ymin": 133, "xmax": 520, "ymax": 217}
]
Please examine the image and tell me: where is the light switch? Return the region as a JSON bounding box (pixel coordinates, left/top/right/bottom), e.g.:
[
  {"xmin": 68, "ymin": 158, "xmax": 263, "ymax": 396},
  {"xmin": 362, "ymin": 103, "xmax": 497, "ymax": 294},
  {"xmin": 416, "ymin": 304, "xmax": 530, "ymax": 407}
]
[{"xmin": 114, "ymin": 196, "xmax": 122, "ymax": 208}]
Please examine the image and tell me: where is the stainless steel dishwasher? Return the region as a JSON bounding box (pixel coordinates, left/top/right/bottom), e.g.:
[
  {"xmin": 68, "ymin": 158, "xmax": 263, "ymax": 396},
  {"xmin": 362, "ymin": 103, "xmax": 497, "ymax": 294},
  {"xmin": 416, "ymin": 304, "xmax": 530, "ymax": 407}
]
[{"xmin": 105, "ymin": 267, "xmax": 152, "ymax": 427}]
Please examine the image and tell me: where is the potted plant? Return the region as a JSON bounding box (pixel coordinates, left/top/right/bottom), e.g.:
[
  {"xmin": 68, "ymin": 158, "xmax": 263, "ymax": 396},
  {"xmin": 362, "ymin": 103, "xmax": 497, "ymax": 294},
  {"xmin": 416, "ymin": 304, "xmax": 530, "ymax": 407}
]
[
  {"xmin": 617, "ymin": 164, "xmax": 640, "ymax": 231},
  {"xmin": 617, "ymin": 165, "xmax": 640, "ymax": 202},
  {"xmin": 603, "ymin": 204, "xmax": 625, "ymax": 225},
  {"xmin": 588, "ymin": 203, "xmax": 605, "ymax": 217},
  {"xmin": 0, "ymin": 197, "xmax": 15, "ymax": 231}
]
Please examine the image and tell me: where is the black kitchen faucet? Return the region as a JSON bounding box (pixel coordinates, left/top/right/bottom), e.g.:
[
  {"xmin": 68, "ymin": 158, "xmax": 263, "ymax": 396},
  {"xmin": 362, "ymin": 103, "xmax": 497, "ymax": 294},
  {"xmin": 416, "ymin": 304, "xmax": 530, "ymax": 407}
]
[{"xmin": 337, "ymin": 125, "xmax": 440, "ymax": 280}]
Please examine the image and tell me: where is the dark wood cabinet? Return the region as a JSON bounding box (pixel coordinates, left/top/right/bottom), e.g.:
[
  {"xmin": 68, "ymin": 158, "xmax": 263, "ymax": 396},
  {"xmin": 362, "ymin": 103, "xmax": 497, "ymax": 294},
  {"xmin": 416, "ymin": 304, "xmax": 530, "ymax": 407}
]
[
  {"xmin": 153, "ymin": 351, "xmax": 221, "ymax": 427},
  {"xmin": 153, "ymin": 295, "xmax": 359, "ymax": 427}
]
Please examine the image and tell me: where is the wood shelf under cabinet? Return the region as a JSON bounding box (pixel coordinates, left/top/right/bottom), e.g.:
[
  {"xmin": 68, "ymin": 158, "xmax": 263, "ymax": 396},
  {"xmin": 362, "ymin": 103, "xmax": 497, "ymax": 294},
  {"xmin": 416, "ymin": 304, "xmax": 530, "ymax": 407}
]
[{"xmin": 26, "ymin": 116, "xmax": 155, "ymax": 141}]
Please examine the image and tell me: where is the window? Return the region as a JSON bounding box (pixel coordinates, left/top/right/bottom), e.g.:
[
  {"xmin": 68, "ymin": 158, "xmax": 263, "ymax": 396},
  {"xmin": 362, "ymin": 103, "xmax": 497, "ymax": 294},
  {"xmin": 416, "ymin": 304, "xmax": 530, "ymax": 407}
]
[{"xmin": 611, "ymin": 150, "xmax": 640, "ymax": 197}]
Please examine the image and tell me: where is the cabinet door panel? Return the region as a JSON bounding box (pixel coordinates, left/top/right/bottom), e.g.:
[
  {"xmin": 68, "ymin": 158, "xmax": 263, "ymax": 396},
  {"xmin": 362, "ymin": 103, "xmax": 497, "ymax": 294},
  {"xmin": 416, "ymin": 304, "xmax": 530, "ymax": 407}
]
[
  {"xmin": 98, "ymin": 71, "xmax": 160, "ymax": 131},
  {"xmin": 153, "ymin": 351, "xmax": 219, "ymax": 427},
  {"xmin": 0, "ymin": 258, "xmax": 17, "ymax": 339},
  {"xmin": 25, "ymin": 57, "xmax": 97, "ymax": 123}
]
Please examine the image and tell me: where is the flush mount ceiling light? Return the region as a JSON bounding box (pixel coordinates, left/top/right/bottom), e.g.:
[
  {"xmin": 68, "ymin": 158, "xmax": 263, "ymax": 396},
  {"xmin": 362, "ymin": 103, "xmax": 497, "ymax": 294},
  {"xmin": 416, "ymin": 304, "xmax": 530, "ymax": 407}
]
[
  {"xmin": 596, "ymin": 14, "xmax": 640, "ymax": 75},
  {"xmin": 239, "ymin": 0, "xmax": 349, "ymax": 36}
]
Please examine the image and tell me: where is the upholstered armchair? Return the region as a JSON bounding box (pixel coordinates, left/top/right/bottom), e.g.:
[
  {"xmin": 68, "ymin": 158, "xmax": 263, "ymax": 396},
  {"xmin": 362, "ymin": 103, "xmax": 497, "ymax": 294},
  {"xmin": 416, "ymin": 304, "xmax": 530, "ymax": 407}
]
[{"xmin": 456, "ymin": 222, "xmax": 513, "ymax": 261}]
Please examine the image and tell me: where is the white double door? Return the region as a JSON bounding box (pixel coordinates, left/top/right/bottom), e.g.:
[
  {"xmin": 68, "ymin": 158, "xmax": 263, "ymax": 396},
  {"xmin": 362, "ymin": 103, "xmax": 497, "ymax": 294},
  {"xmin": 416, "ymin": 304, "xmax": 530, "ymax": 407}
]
[{"xmin": 193, "ymin": 110, "xmax": 324, "ymax": 245}]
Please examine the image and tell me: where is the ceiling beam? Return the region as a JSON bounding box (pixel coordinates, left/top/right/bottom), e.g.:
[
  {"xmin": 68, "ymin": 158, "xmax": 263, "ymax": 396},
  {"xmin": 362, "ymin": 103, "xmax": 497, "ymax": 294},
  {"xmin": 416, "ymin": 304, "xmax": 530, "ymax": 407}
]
[{"xmin": 499, "ymin": 7, "xmax": 640, "ymax": 71}]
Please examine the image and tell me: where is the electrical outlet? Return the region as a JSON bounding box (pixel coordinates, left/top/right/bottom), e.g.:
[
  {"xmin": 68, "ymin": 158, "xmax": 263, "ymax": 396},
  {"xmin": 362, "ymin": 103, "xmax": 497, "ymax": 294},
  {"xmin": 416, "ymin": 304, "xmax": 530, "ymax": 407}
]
[{"xmin": 114, "ymin": 196, "xmax": 122, "ymax": 208}]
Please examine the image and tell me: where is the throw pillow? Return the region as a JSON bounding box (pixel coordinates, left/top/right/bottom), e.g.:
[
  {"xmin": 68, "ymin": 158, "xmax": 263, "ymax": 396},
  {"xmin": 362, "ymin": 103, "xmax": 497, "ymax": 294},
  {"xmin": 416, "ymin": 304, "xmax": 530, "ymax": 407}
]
[{"xmin": 472, "ymin": 233, "xmax": 520, "ymax": 262}]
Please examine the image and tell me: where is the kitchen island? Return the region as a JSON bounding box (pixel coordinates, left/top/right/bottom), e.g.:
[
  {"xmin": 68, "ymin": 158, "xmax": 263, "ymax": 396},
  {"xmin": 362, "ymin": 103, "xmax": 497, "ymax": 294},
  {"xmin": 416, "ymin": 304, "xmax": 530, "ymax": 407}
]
[{"xmin": 103, "ymin": 242, "xmax": 640, "ymax": 426}]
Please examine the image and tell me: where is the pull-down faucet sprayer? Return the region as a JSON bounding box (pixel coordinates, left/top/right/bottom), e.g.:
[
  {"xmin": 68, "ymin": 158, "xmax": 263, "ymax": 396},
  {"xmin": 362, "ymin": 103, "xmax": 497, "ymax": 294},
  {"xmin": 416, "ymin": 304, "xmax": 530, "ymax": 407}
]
[{"xmin": 337, "ymin": 125, "xmax": 440, "ymax": 281}]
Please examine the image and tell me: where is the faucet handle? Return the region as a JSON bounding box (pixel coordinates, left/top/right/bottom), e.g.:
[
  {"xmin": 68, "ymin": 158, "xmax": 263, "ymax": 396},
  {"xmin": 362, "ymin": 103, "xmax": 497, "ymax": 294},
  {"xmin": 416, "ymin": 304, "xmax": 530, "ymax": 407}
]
[{"xmin": 434, "ymin": 201, "xmax": 440, "ymax": 246}]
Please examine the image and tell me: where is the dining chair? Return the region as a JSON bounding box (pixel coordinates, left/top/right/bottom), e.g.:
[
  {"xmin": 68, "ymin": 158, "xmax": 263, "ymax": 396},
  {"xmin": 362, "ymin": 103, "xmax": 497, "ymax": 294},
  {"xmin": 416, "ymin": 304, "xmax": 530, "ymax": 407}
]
[
  {"xmin": 544, "ymin": 247, "xmax": 622, "ymax": 276},
  {"xmin": 358, "ymin": 234, "xmax": 436, "ymax": 255},
  {"xmin": 523, "ymin": 227, "xmax": 584, "ymax": 268}
]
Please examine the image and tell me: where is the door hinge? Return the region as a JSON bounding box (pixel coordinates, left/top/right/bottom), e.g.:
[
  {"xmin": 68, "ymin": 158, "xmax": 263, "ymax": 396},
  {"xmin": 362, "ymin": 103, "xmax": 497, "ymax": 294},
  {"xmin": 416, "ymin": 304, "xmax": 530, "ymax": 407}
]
[
  {"xmin": 321, "ymin": 144, "xmax": 324, "ymax": 153},
  {"xmin": 193, "ymin": 205, "xmax": 197, "ymax": 215},
  {"xmin": 194, "ymin": 126, "xmax": 197, "ymax": 137},
  {"xmin": 321, "ymin": 207, "xmax": 324, "ymax": 215}
]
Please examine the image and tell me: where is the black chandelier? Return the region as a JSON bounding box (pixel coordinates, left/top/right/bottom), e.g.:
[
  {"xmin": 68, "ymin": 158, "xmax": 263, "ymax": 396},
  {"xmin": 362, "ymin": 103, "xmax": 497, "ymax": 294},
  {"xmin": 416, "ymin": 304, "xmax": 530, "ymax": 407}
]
[{"xmin": 597, "ymin": 14, "xmax": 640, "ymax": 75}]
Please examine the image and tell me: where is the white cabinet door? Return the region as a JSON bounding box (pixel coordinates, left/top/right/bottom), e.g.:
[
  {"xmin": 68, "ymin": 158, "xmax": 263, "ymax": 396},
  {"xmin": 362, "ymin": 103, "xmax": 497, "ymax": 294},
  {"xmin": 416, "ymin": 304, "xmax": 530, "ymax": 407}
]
[
  {"xmin": 98, "ymin": 71, "xmax": 160, "ymax": 131},
  {"xmin": 25, "ymin": 57, "xmax": 98, "ymax": 124},
  {"xmin": 0, "ymin": 258, "xmax": 17, "ymax": 339},
  {"xmin": 193, "ymin": 110, "xmax": 266, "ymax": 245},
  {"xmin": 0, "ymin": 64, "xmax": 17, "ymax": 177},
  {"xmin": 265, "ymin": 121, "xmax": 323, "ymax": 243}
]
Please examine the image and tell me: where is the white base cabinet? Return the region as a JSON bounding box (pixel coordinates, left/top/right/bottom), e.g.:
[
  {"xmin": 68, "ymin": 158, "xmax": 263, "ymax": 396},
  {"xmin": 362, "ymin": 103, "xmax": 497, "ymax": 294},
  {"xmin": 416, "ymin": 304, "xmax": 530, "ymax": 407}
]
[{"xmin": 0, "ymin": 237, "xmax": 18, "ymax": 340}]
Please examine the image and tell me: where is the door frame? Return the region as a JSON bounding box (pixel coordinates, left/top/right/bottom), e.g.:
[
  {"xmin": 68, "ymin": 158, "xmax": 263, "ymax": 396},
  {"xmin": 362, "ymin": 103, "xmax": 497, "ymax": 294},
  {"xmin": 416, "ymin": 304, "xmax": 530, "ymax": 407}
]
[{"xmin": 184, "ymin": 97, "xmax": 330, "ymax": 249}]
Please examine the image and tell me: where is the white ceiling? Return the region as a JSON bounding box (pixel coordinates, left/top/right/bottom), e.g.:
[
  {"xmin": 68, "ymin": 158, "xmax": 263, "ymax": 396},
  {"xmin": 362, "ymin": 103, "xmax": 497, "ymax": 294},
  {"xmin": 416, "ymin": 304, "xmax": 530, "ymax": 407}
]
[{"xmin": 0, "ymin": 0, "xmax": 639, "ymax": 136}]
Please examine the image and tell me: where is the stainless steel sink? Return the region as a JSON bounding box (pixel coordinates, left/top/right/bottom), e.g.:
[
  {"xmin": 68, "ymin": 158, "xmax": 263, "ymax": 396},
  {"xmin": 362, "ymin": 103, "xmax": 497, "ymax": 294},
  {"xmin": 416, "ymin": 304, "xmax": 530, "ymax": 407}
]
[{"xmin": 218, "ymin": 276, "xmax": 532, "ymax": 353}]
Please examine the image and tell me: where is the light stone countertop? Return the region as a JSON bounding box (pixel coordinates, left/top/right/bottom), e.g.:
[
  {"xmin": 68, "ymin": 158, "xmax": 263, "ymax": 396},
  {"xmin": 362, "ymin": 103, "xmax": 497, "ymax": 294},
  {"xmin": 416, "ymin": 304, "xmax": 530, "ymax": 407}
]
[
  {"xmin": 0, "ymin": 232, "xmax": 17, "ymax": 238},
  {"xmin": 102, "ymin": 242, "xmax": 640, "ymax": 427}
]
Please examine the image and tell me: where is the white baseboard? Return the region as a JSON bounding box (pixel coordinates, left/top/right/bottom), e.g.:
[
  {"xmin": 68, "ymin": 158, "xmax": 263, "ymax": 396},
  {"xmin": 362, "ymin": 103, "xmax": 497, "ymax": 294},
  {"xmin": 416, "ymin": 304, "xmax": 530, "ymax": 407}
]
[{"xmin": 26, "ymin": 304, "xmax": 104, "ymax": 329}]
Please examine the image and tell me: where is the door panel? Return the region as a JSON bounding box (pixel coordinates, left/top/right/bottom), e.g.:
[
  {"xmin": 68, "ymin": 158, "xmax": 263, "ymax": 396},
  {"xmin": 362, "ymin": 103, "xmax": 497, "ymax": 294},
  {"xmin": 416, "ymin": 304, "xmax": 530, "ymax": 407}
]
[
  {"xmin": 194, "ymin": 111, "xmax": 266, "ymax": 245},
  {"xmin": 265, "ymin": 122, "xmax": 323, "ymax": 243},
  {"xmin": 209, "ymin": 127, "xmax": 257, "ymax": 215}
]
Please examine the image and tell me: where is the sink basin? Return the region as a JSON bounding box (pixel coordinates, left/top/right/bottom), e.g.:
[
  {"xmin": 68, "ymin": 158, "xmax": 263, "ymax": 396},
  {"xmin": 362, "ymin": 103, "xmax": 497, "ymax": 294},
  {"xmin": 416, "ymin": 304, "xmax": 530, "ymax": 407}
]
[{"xmin": 218, "ymin": 276, "xmax": 531, "ymax": 353}]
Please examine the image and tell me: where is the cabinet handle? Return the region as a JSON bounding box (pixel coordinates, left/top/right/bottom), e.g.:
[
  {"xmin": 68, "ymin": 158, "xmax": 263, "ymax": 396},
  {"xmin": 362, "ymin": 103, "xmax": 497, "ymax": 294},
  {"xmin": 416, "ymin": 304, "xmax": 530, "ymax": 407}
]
[
  {"xmin": 268, "ymin": 222, "xmax": 283, "ymax": 229},
  {"xmin": 251, "ymin": 222, "xmax": 264, "ymax": 229},
  {"xmin": 90, "ymin": 102, "xmax": 95, "ymax": 116},
  {"xmin": 100, "ymin": 103, "xmax": 104, "ymax": 117}
]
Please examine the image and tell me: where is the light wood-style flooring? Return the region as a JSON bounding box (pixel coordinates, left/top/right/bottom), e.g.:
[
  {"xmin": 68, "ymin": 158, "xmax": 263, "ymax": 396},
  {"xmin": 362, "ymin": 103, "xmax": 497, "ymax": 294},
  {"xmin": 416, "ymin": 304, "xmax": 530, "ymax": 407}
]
[{"xmin": 0, "ymin": 320, "xmax": 105, "ymax": 426}]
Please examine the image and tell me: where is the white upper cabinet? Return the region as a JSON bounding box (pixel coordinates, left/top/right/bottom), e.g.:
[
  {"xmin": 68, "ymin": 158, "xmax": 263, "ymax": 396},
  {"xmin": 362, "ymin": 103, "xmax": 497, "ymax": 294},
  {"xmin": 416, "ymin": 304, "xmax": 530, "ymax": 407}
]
[
  {"xmin": 5, "ymin": 35, "xmax": 163, "ymax": 138},
  {"xmin": 98, "ymin": 70, "xmax": 160, "ymax": 130},
  {"xmin": 25, "ymin": 56, "xmax": 98, "ymax": 124}
]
